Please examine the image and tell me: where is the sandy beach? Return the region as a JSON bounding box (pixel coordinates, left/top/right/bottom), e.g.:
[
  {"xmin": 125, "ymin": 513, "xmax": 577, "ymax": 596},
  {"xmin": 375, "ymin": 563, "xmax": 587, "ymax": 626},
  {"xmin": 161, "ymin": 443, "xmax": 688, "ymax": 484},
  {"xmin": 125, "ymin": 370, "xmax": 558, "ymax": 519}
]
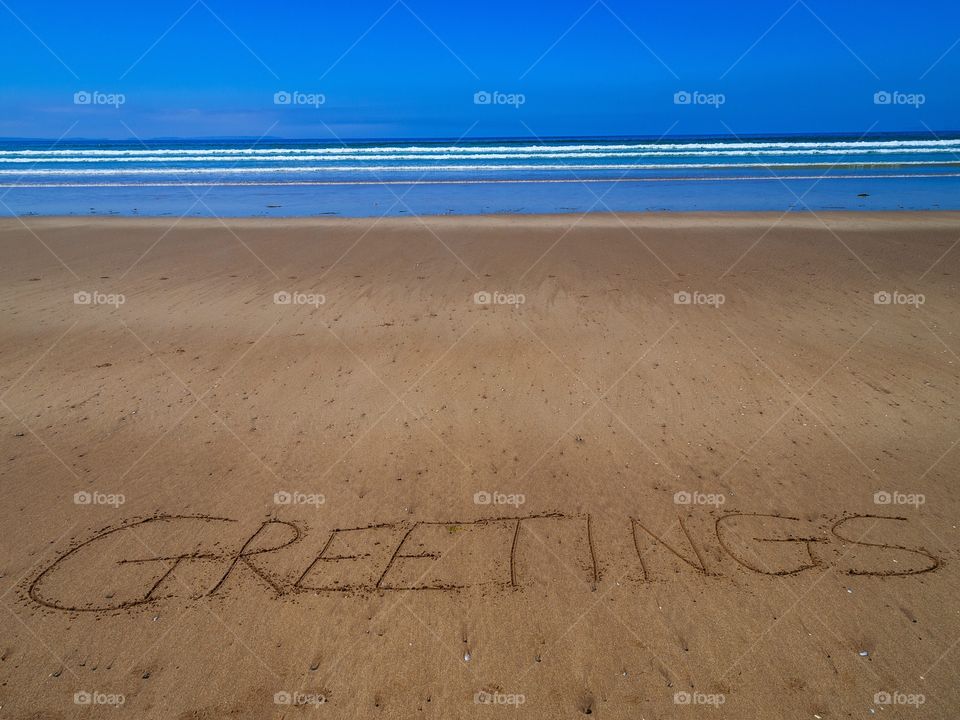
[{"xmin": 1, "ymin": 212, "xmax": 958, "ymax": 718}]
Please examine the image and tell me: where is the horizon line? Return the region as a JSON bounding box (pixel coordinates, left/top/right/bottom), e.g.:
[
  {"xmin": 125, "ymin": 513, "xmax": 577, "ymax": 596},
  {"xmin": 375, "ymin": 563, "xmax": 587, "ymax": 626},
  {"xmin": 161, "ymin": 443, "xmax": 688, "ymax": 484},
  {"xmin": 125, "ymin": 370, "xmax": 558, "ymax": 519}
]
[{"xmin": 2, "ymin": 129, "xmax": 960, "ymax": 144}]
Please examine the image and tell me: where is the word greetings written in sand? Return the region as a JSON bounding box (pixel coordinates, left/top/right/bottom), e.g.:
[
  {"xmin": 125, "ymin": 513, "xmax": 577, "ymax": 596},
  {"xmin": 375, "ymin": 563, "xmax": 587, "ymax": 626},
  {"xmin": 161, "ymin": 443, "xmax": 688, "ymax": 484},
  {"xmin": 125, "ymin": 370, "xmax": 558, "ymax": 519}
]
[{"xmin": 27, "ymin": 511, "xmax": 942, "ymax": 613}]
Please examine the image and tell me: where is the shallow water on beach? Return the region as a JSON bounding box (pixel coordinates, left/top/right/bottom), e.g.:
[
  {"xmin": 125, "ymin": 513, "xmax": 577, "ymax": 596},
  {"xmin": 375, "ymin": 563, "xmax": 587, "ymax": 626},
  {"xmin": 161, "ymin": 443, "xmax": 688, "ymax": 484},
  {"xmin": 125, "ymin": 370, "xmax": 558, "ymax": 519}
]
[{"xmin": 2, "ymin": 134, "xmax": 959, "ymax": 216}]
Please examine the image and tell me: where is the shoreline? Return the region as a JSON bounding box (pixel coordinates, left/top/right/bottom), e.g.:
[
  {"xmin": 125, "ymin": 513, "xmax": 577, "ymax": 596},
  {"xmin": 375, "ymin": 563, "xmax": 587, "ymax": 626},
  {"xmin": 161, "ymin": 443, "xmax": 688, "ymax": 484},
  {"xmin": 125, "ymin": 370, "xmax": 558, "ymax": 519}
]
[{"xmin": 5, "ymin": 208, "xmax": 960, "ymax": 224}]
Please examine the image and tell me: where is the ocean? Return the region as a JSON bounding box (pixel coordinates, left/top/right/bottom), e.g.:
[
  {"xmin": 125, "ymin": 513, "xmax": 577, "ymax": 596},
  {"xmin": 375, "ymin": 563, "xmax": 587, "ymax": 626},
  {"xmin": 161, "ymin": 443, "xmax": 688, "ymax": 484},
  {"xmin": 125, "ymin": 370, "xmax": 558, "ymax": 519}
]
[{"xmin": 1, "ymin": 133, "xmax": 959, "ymax": 216}]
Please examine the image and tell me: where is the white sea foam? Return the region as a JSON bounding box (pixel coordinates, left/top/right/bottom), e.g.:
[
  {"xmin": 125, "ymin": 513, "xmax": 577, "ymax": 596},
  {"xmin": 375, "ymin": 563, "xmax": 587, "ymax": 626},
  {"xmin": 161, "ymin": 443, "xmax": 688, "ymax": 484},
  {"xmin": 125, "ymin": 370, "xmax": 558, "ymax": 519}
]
[
  {"xmin": 0, "ymin": 161, "xmax": 955, "ymax": 176},
  {"xmin": 2, "ymin": 148, "xmax": 959, "ymax": 164},
  {"xmin": 1, "ymin": 139, "xmax": 959, "ymax": 159}
]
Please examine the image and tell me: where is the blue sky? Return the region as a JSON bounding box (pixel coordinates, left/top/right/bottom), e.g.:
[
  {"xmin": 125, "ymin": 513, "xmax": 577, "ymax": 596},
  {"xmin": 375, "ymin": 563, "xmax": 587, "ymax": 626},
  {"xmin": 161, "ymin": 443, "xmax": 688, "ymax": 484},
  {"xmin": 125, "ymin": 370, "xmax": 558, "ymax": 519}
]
[{"xmin": 1, "ymin": 0, "xmax": 957, "ymax": 139}]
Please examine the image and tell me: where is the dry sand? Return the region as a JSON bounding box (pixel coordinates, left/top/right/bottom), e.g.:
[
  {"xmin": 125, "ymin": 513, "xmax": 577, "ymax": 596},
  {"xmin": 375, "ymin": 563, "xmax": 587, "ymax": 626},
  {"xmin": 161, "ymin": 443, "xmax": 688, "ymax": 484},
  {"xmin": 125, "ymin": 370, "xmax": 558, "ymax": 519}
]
[{"xmin": 1, "ymin": 212, "xmax": 959, "ymax": 718}]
